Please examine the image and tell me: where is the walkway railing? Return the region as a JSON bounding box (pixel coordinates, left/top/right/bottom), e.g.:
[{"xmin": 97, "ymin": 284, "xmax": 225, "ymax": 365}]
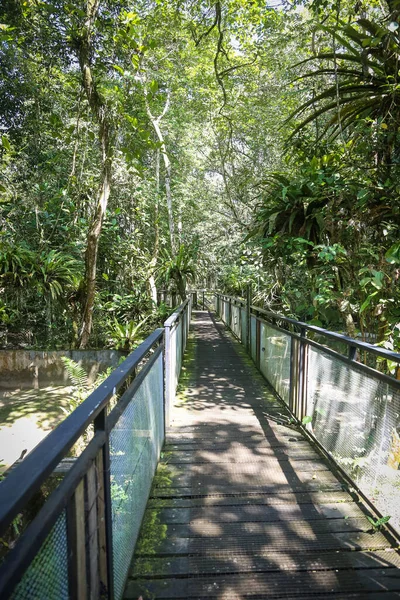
[
  {"xmin": 216, "ymin": 292, "xmax": 400, "ymax": 537},
  {"xmin": 164, "ymin": 297, "xmax": 192, "ymax": 425},
  {"xmin": 0, "ymin": 299, "xmax": 191, "ymax": 600}
]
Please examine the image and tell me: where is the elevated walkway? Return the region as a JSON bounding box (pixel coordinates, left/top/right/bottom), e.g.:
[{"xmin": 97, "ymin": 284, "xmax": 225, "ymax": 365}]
[{"xmin": 125, "ymin": 311, "xmax": 400, "ymax": 599}]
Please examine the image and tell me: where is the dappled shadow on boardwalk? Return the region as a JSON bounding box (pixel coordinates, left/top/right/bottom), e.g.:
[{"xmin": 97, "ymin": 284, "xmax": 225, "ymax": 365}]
[{"xmin": 125, "ymin": 311, "xmax": 400, "ymax": 600}]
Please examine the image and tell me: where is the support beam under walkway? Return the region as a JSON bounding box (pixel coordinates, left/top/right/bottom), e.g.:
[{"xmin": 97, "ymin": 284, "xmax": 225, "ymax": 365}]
[{"xmin": 125, "ymin": 310, "xmax": 400, "ymax": 600}]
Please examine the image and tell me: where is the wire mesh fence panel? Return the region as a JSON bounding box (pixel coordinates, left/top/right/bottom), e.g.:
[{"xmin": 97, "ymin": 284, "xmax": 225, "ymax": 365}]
[
  {"xmin": 250, "ymin": 316, "xmax": 257, "ymax": 362},
  {"xmin": 223, "ymin": 299, "xmax": 229, "ymax": 325},
  {"xmin": 175, "ymin": 319, "xmax": 183, "ymax": 389},
  {"xmin": 168, "ymin": 323, "xmax": 177, "ymax": 403},
  {"xmin": 11, "ymin": 512, "xmax": 68, "ymax": 600},
  {"xmin": 306, "ymin": 346, "xmax": 400, "ymax": 531},
  {"xmin": 184, "ymin": 309, "xmax": 188, "ymax": 350},
  {"xmin": 231, "ymin": 304, "xmax": 241, "ymax": 339},
  {"xmin": 240, "ymin": 308, "xmax": 247, "ymax": 346},
  {"xmin": 182, "ymin": 310, "xmax": 187, "ymax": 353},
  {"xmin": 110, "ymin": 353, "xmax": 164, "ymax": 600},
  {"xmin": 229, "ymin": 303, "xmax": 234, "ymax": 331},
  {"xmin": 259, "ymin": 322, "xmax": 291, "ymax": 405}
]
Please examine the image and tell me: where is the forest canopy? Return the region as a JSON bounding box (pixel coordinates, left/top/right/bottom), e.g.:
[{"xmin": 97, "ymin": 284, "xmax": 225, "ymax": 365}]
[{"xmin": 1, "ymin": 0, "xmax": 399, "ymax": 352}]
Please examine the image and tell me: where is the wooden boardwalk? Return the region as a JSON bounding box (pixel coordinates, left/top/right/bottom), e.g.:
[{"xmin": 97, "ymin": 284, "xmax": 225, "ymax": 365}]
[{"xmin": 124, "ymin": 311, "xmax": 400, "ymax": 599}]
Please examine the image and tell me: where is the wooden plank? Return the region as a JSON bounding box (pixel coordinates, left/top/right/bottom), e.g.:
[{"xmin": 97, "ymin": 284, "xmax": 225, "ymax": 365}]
[
  {"xmin": 135, "ymin": 530, "xmax": 393, "ymax": 556},
  {"xmin": 95, "ymin": 450, "xmax": 108, "ymax": 594},
  {"xmin": 131, "ymin": 549, "xmax": 400, "ymax": 578},
  {"xmin": 125, "ymin": 569, "xmax": 400, "ymax": 599},
  {"xmin": 135, "ymin": 516, "xmax": 374, "ymax": 540},
  {"xmin": 148, "ymin": 489, "xmax": 354, "ymax": 507},
  {"xmin": 144, "ymin": 501, "xmax": 365, "ymax": 525},
  {"xmin": 67, "ymin": 479, "xmax": 87, "ymax": 600},
  {"xmin": 86, "ymin": 461, "xmax": 99, "ymax": 600},
  {"xmin": 152, "ymin": 480, "xmax": 344, "ymax": 494},
  {"xmin": 159, "ymin": 455, "xmax": 328, "ymax": 470},
  {"xmin": 163, "ymin": 445, "xmax": 321, "ymax": 461}
]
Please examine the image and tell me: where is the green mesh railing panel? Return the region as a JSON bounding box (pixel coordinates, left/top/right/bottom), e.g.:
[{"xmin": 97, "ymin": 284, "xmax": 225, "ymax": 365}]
[
  {"xmin": 182, "ymin": 310, "xmax": 188, "ymax": 352},
  {"xmin": 168, "ymin": 323, "xmax": 177, "ymax": 400},
  {"xmin": 11, "ymin": 512, "xmax": 68, "ymax": 600},
  {"xmin": 306, "ymin": 346, "xmax": 400, "ymax": 531},
  {"xmin": 259, "ymin": 322, "xmax": 291, "ymax": 405},
  {"xmin": 175, "ymin": 319, "xmax": 183, "ymax": 386},
  {"xmin": 231, "ymin": 304, "xmax": 241, "ymax": 339},
  {"xmin": 223, "ymin": 299, "xmax": 229, "ymax": 324},
  {"xmin": 240, "ymin": 308, "xmax": 247, "ymax": 345},
  {"xmin": 110, "ymin": 352, "xmax": 164, "ymax": 600},
  {"xmin": 250, "ymin": 316, "xmax": 257, "ymax": 362}
]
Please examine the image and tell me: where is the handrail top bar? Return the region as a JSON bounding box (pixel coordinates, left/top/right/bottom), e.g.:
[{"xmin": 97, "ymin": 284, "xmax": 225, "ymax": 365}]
[
  {"xmin": 251, "ymin": 305, "xmax": 400, "ymax": 362},
  {"xmin": 164, "ymin": 298, "xmax": 190, "ymax": 327},
  {"xmin": 0, "ymin": 327, "xmax": 164, "ymax": 535},
  {"xmin": 218, "ymin": 293, "xmax": 245, "ymax": 305},
  {"xmin": 215, "ymin": 292, "xmax": 400, "ymax": 362}
]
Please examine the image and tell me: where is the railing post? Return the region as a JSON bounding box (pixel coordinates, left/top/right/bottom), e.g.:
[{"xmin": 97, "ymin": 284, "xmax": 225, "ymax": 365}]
[
  {"xmin": 298, "ymin": 327, "xmax": 308, "ymax": 421},
  {"xmin": 164, "ymin": 323, "xmax": 172, "ymax": 427},
  {"xmin": 181, "ymin": 312, "xmax": 185, "ymax": 355},
  {"xmin": 246, "ymin": 284, "xmax": 252, "ymax": 354},
  {"xmin": 348, "ymin": 344, "xmax": 357, "ymax": 361},
  {"xmin": 67, "ymin": 480, "xmax": 87, "ymax": 600},
  {"xmin": 289, "ymin": 337, "xmax": 298, "ymax": 416},
  {"xmin": 94, "ymin": 409, "xmax": 114, "ymax": 600}
]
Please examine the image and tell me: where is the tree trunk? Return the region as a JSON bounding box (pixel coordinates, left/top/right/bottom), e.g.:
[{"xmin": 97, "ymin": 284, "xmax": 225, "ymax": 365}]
[
  {"xmin": 147, "ymin": 149, "xmax": 160, "ymax": 304},
  {"xmin": 74, "ymin": 0, "xmax": 113, "ymax": 348},
  {"xmin": 79, "ymin": 165, "xmax": 111, "ymax": 347},
  {"xmin": 141, "ymin": 84, "xmax": 176, "ymax": 254}
]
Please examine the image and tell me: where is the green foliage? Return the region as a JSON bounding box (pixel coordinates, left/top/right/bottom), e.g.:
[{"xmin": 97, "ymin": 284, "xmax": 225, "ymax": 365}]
[
  {"xmin": 159, "ymin": 244, "xmax": 197, "ymax": 301},
  {"xmin": 0, "ymin": 0, "xmax": 399, "ymax": 355},
  {"xmin": 61, "ymin": 357, "xmax": 113, "ymax": 416},
  {"xmin": 288, "ymin": 14, "xmax": 400, "ymax": 146},
  {"xmin": 61, "ymin": 357, "xmax": 88, "ymax": 390},
  {"xmin": 366, "ymin": 515, "xmax": 391, "ymax": 532},
  {"xmin": 107, "ymin": 316, "xmax": 150, "ymax": 351}
]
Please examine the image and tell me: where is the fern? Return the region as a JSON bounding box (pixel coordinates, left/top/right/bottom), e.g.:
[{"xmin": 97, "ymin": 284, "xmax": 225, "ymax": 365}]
[
  {"xmin": 94, "ymin": 366, "xmax": 113, "ymax": 387},
  {"xmin": 61, "ymin": 357, "xmax": 88, "ymax": 389}
]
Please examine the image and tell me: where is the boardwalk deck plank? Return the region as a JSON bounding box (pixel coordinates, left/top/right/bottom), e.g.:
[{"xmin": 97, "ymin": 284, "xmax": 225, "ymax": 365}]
[{"xmin": 124, "ymin": 311, "xmax": 400, "ymax": 600}]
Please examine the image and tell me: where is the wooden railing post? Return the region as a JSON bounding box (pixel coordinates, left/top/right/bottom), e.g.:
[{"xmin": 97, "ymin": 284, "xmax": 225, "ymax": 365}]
[{"xmin": 67, "ymin": 480, "xmax": 87, "ymax": 600}]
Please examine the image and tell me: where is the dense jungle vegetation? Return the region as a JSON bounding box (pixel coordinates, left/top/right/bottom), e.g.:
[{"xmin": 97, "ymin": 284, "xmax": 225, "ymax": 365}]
[{"xmin": 1, "ymin": 0, "xmax": 400, "ymax": 352}]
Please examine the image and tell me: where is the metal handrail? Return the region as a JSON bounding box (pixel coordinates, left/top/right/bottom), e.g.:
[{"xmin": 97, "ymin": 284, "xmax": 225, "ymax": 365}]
[
  {"xmin": 216, "ymin": 291, "xmax": 400, "ymax": 542},
  {"xmin": 250, "ymin": 304, "xmax": 400, "ymax": 363},
  {"xmin": 164, "ymin": 298, "xmax": 189, "ymax": 328},
  {"xmin": 215, "ymin": 292, "xmax": 400, "ymax": 363},
  {"xmin": 0, "ymin": 328, "xmax": 164, "ymax": 537}
]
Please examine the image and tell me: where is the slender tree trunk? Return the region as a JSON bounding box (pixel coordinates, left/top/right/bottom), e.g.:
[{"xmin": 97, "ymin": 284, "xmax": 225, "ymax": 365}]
[
  {"xmin": 149, "ymin": 113, "xmax": 175, "ymax": 254},
  {"xmin": 79, "ymin": 161, "xmax": 111, "ymax": 347},
  {"xmin": 141, "ymin": 81, "xmax": 176, "ymax": 254},
  {"xmin": 74, "ymin": 0, "xmax": 113, "ymax": 348},
  {"xmin": 147, "ymin": 149, "xmax": 160, "ymax": 304}
]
